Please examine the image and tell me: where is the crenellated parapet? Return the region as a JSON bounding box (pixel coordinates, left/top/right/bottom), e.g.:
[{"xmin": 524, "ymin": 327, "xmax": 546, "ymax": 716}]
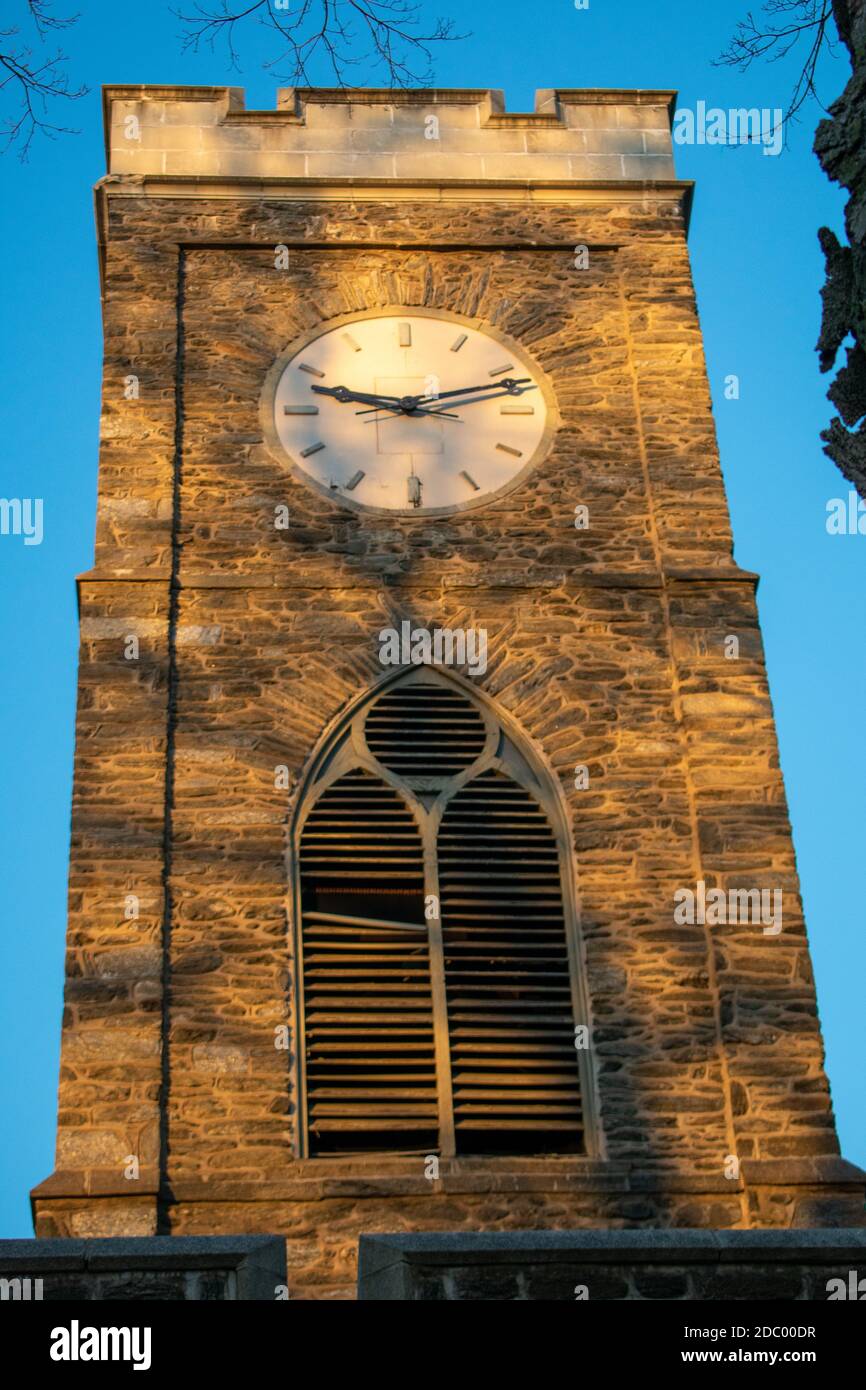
[{"xmin": 102, "ymin": 85, "xmax": 677, "ymax": 183}]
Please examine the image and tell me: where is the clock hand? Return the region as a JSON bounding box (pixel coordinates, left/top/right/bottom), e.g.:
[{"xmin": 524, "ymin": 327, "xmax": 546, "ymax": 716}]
[
  {"xmin": 311, "ymin": 385, "xmax": 403, "ymax": 407},
  {"xmin": 311, "ymin": 384, "xmax": 459, "ymax": 419},
  {"xmin": 354, "ymin": 378, "xmax": 534, "ymax": 415},
  {"xmin": 423, "ymin": 385, "xmax": 537, "ymax": 412},
  {"xmin": 355, "ymin": 382, "xmax": 535, "ymax": 419},
  {"xmin": 357, "ymin": 403, "xmax": 461, "ymax": 421},
  {"xmin": 419, "ymin": 377, "xmax": 531, "ymax": 403}
]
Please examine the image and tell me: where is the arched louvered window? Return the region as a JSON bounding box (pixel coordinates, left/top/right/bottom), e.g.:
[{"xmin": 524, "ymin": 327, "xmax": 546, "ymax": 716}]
[{"xmin": 294, "ymin": 669, "xmax": 593, "ymax": 1159}]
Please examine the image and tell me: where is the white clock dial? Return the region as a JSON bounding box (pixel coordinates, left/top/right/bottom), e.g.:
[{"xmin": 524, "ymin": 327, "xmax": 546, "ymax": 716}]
[{"xmin": 263, "ymin": 313, "xmax": 553, "ymax": 515}]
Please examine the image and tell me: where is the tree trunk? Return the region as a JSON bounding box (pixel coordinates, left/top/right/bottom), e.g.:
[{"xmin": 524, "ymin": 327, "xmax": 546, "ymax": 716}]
[{"xmin": 815, "ymin": 0, "xmax": 866, "ymax": 497}]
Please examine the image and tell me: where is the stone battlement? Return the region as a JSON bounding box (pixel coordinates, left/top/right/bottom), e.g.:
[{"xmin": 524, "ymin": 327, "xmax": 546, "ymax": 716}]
[{"xmin": 102, "ymin": 85, "xmax": 677, "ymax": 182}]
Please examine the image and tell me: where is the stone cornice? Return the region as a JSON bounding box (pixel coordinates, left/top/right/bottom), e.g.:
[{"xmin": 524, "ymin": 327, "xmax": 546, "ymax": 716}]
[{"xmin": 96, "ymin": 173, "xmax": 693, "ymax": 203}]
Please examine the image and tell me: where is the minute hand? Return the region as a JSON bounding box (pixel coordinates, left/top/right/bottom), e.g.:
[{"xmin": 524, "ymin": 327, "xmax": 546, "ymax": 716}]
[
  {"xmin": 354, "ymin": 377, "xmax": 535, "ymax": 417},
  {"xmin": 420, "ymin": 377, "xmax": 531, "ymax": 403}
]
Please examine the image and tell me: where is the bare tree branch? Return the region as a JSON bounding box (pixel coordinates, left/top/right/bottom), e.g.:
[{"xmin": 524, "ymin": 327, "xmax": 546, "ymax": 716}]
[
  {"xmin": 0, "ymin": 1, "xmax": 86, "ymax": 158},
  {"xmin": 174, "ymin": 0, "xmax": 467, "ymax": 88},
  {"xmin": 715, "ymin": 1, "xmax": 838, "ymax": 125},
  {"xmin": 26, "ymin": 0, "xmax": 81, "ymax": 36}
]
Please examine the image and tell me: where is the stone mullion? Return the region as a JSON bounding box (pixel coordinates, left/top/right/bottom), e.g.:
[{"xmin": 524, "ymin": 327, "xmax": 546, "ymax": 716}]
[{"xmin": 423, "ymin": 814, "xmax": 455, "ymax": 1158}]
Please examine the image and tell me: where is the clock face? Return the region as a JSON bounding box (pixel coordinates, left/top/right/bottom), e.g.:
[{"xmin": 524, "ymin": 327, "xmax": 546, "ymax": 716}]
[{"xmin": 263, "ymin": 313, "xmax": 553, "ymax": 515}]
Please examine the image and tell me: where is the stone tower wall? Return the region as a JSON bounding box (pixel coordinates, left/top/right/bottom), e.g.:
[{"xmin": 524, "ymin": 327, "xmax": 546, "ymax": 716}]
[{"xmin": 32, "ymin": 87, "xmax": 864, "ymax": 1299}]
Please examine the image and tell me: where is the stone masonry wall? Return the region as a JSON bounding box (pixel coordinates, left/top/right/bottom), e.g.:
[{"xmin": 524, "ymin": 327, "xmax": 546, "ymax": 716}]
[{"xmin": 32, "ymin": 89, "xmax": 864, "ymax": 1298}]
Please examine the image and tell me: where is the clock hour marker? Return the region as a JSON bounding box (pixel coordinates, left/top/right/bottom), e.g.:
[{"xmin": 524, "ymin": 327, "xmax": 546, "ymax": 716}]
[
  {"xmin": 342, "ymin": 333, "xmax": 362, "ymax": 352},
  {"xmin": 490, "ymin": 363, "xmax": 514, "ymax": 377},
  {"xmin": 345, "ymin": 470, "xmax": 365, "ymax": 491},
  {"xmin": 398, "ymin": 323, "xmax": 412, "ymax": 348},
  {"xmin": 283, "ymin": 405, "xmax": 319, "ymax": 415},
  {"xmin": 500, "ymin": 403, "xmax": 535, "ymax": 415},
  {"xmin": 496, "ymin": 443, "xmax": 523, "ymax": 458},
  {"xmin": 451, "ymin": 334, "xmax": 468, "ymax": 353},
  {"xmin": 301, "ymin": 442, "xmax": 326, "ymax": 458},
  {"xmin": 460, "ymin": 470, "xmax": 480, "ymax": 491},
  {"xmin": 298, "ymin": 363, "xmax": 325, "ymax": 377}
]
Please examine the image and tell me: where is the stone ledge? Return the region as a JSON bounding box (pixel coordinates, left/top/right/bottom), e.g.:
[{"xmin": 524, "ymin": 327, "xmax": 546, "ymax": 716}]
[
  {"xmin": 32, "ymin": 1170, "xmax": 160, "ymax": 1200},
  {"xmin": 97, "ymin": 176, "xmax": 695, "ymax": 216},
  {"xmin": 742, "ymin": 1156, "xmax": 866, "ymax": 1188},
  {"xmin": 36, "ymin": 1156, "xmax": 864, "ymax": 1205},
  {"xmin": 0, "ymin": 1236, "xmax": 286, "ymax": 1301},
  {"xmin": 357, "ymin": 1228, "xmax": 866, "ymax": 1300},
  {"xmin": 100, "ymin": 85, "xmax": 679, "ymax": 114},
  {"xmin": 361, "ymin": 1227, "xmax": 866, "ymax": 1268},
  {"xmin": 75, "ymin": 566, "xmax": 758, "ymax": 592}
]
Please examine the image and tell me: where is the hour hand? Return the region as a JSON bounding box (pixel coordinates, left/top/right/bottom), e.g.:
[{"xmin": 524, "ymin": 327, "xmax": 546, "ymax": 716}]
[{"xmin": 311, "ymin": 385, "xmax": 401, "ymax": 408}]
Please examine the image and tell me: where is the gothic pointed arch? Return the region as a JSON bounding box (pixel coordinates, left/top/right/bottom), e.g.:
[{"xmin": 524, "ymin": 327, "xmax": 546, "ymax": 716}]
[{"xmin": 291, "ymin": 667, "xmax": 596, "ymax": 1160}]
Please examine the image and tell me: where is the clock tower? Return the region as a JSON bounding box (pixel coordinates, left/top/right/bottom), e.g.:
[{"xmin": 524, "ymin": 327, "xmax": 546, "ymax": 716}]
[{"xmin": 32, "ymin": 84, "xmax": 865, "ymax": 1298}]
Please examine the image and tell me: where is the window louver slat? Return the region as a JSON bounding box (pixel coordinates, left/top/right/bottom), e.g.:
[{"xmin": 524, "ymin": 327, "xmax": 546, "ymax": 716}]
[
  {"xmin": 300, "ymin": 770, "xmax": 437, "ymax": 1155},
  {"xmin": 364, "ymin": 684, "xmax": 487, "ymax": 779},
  {"xmin": 438, "ymin": 769, "xmax": 584, "ymax": 1155}
]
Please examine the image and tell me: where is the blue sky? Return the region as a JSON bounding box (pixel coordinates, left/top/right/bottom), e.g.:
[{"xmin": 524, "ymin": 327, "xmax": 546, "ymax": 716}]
[{"xmin": 0, "ymin": 0, "xmax": 863, "ymax": 1234}]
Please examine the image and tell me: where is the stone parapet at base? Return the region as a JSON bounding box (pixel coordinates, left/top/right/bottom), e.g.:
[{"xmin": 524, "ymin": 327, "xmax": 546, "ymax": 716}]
[
  {"xmin": 0, "ymin": 1236, "xmax": 286, "ymax": 1301},
  {"xmin": 357, "ymin": 1229, "xmax": 866, "ymax": 1301}
]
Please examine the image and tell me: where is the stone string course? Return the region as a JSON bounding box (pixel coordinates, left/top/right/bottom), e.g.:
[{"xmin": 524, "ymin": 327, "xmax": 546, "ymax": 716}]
[{"xmin": 32, "ymin": 88, "xmax": 865, "ymax": 1300}]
